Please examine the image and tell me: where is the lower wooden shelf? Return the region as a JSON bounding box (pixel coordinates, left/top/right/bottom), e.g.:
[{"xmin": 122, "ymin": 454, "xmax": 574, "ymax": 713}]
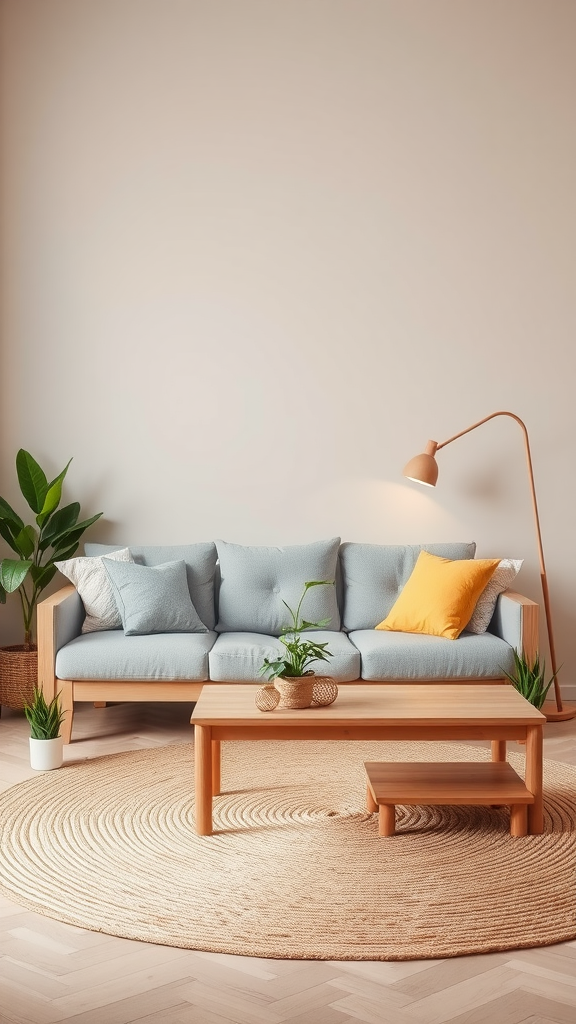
[{"xmin": 364, "ymin": 760, "xmax": 535, "ymax": 838}]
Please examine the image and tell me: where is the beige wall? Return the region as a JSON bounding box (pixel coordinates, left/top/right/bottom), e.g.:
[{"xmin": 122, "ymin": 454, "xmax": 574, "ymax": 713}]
[{"xmin": 1, "ymin": 1, "xmax": 575, "ymax": 695}]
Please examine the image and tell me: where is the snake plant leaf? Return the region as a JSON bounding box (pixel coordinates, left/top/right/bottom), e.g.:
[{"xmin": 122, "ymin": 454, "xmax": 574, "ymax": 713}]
[
  {"xmin": 0, "ymin": 496, "xmax": 24, "ymax": 528},
  {"xmin": 16, "ymin": 449, "xmax": 49, "ymax": 514},
  {"xmin": 0, "ymin": 558, "xmax": 33, "ymax": 593},
  {"xmin": 13, "ymin": 525, "xmax": 37, "ymax": 559},
  {"xmin": 24, "ymin": 687, "xmax": 64, "ymax": 740},
  {"xmin": 502, "ymin": 650, "xmax": 559, "ymax": 710},
  {"xmin": 38, "ymin": 502, "xmax": 80, "ymax": 550}
]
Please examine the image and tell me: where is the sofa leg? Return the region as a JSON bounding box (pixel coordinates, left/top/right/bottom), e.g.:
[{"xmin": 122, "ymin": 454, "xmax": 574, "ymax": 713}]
[{"xmin": 60, "ymin": 681, "xmax": 74, "ymax": 744}]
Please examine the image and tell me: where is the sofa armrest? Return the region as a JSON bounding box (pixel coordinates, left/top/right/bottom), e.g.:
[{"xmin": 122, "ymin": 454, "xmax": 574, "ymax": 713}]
[
  {"xmin": 37, "ymin": 585, "xmax": 84, "ymax": 699},
  {"xmin": 488, "ymin": 590, "xmax": 539, "ymax": 662}
]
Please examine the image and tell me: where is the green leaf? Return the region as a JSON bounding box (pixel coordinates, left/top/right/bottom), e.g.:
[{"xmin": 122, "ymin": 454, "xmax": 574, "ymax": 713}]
[
  {"xmin": 13, "ymin": 524, "xmax": 37, "ymax": 559},
  {"xmin": 47, "ymin": 511, "xmax": 102, "ymax": 550},
  {"xmin": 24, "ymin": 687, "xmax": 64, "ymax": 739},
  {"xmin": 259, "ymin": 658, "xmax": 286, "ymax": 680},
  {"xmin": 0, "ymin": 519, "xmax": 22, "ymax": 554},
  {"xmin": 36, "ymin": 459, "xmax": 72, "ymax": 526},
  {"xmin": 30, "ymin": 564, "xmax": 58, "ymax": 590},
  {"xmin": 39, "ymin": 502, "xmax": 80, "ymax": 549},
  {"xmin": 0, "ymin": 583, "xmax": 6, "ymax": 604},
  {"xmin": 0, "ymin": 558, "xmax": 33, "ymax": 593},
  {"xmin": 16, "ymin": 449, "xmax": 49, "ymax": 514},
  {"xmin": 502, "ymin": 650, "xmax": 560, "ymax": 709},
  {"xmin": 50, "ymin": 542, "xmax": 79, "ymax": 564},
  {"xmin": 0, "ymin": 496, "xmax": 24, "ymax": 528},
  {"xmin": 263, "ymin": 581, "xmax": 335, "ymax": 679}
]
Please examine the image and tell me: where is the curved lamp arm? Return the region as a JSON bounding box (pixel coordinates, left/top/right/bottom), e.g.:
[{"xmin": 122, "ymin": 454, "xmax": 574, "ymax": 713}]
[{"xmin": 404, "ymin": 411, "xmax": 562, "ymax": 712}]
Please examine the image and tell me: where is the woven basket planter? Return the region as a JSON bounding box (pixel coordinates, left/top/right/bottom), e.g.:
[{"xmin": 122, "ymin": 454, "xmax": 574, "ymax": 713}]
[
  {"xmin": 0, "ymin": 645, "xmax": 38, "ymax": 710},
  {"xmin": 274, "ymin": 676, "xmax": 316, "ymax": 709},
  {"xmin": 271, "ymin": 675, "xmax": 339, "ymax": 710}
]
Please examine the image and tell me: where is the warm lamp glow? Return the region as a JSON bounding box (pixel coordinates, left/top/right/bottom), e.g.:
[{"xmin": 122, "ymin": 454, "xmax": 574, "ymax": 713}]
[{"xmin": 405, "ymin": 475, "xmax": 435, "ymax": 487}]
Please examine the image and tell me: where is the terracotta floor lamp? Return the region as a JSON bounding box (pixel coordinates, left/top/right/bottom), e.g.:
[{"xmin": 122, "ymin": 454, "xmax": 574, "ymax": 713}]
[{"xmin": 403, "ymin": 410, "xmax": 575, "ymax": 722}]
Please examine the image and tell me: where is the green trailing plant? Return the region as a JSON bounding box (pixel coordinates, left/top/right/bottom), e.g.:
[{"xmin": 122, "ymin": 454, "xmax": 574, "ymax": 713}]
[
  {"xmin": 503, "ymin": 649, "xmax": 559, "ymax": 710},
  {"xmin": 24, "ymin": 686, "xmax": 65, "ymax": 739},
  {"xmin": 0, "ymin": 449, "xmax": 103, "ymax": 647},
  {"xmin": 260, "ymin": 580, "xmax": 335, "ymax": 681}
]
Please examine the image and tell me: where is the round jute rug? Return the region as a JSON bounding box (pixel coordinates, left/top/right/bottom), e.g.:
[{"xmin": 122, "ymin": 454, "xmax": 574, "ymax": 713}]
[{"xmin": 0, "ymin": 740, "xmax": 574, "ymax": 960}]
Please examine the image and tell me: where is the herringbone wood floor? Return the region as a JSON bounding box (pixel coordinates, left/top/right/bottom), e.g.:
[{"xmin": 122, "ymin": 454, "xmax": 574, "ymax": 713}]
[{"xmin": 0, "ymin": 700, "xmax": 574, "ymax": 1024}]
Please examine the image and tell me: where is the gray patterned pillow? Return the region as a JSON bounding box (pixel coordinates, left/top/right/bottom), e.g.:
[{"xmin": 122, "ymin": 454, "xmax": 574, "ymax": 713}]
[
  {"xmin": 103, "ymin": 559, "xmax": 208, "ymax": 636},
  {"xmin": 466, "ymin": 558, "xmax": 523, "ymax": 634},
  {"xmin": 85, "ymin": 542, "xmax": 217, "ymax": 630}
]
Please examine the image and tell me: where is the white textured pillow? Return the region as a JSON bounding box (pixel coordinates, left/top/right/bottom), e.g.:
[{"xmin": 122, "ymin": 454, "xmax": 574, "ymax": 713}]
[
  {"xmin": 55, "ymin": 547, "xmax": 134, "ymax": 633},
  {"xmin": 466, "ymin": 558, "xmax": 523, "ymax": 634}
]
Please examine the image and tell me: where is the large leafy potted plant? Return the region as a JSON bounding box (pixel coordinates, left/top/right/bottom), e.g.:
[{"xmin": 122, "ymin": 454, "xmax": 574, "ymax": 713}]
[
  {"xmin": 0, "ymin": 449, "xmax": 102, "ymax": 709},
  {"xmin": 24, "ymin": 686, "xmax": 65, "ymax": 770},
  {"xmin": 259, "ymin": 580, "xmax": 336, "ymax": 709}
]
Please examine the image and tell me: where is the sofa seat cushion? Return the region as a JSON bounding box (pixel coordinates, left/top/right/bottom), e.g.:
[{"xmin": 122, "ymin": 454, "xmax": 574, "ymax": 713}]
[
  {"xmin": 209, "ymin": 630, "xmax": 361, "ymax": 682},
  {"xmin": 348, "ymin": 629, "xmax": 516, "ymax": 681},
  {"xmin": 55, "ymin": 630, "xmax": 217, "ymax": 681}
]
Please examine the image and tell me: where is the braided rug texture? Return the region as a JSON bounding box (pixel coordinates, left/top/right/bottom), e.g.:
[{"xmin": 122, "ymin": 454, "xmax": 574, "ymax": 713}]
[{"xmin": 0, "ymin": 740, "xmax": 574, "ymax": 960}]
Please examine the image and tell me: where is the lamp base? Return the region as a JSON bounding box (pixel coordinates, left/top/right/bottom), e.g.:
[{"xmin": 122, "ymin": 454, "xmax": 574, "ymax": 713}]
[{"xmin": 542, "ymin": 702, "xmax": 576, "ymax": 723}]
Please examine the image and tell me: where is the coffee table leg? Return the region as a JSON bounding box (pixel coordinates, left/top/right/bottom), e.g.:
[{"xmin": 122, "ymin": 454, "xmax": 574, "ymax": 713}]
[
  {"xmin": 194, "ymin": 724, "xmax": 213, "ymax": 835},
  {"xmin": 525, "ymin": 724, "xmax": 544, "ymax": 834},
  {"xmin": 366, "ymin": 782, "xmax": 378, "ymax": 813},
  {"xmin": 211, "ymin": 739, "xmax": 221, "ymax": 796},
  {"xmin": 379, "ymin": 805, "xmax": 395, "ymax": 837},
  {"xmin": 510, "ymin": 804, "xmax": 527, "ymax": 837},
  {"xmin": 491, "ymin": 740, "xmax": 507, "ymax": 761}
]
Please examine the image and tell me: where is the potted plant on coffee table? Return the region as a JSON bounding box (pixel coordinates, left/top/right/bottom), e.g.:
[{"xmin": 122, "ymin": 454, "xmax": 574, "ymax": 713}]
[
  {"xmin": 0, "ymin": 449, "xmax": 102, "ymax": 709},
  {"xmin": 259, "ymin": 580, "xmax": 337, "ymax": 709},
  {"xmin": 24, "ymin": 686, "xmax": 65, "ymax": 770}
]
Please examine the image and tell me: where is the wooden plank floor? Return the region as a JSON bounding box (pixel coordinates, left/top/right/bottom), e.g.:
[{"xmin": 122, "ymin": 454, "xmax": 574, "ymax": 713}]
[{"xmin": 0, "ymin": 700, "xmax": 574, "ymax": 1024}]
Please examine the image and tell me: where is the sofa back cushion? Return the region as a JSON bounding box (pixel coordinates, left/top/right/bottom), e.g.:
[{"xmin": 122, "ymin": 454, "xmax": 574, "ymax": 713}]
[
  {"xmin": 84, "ymin": 543, "xmax": 218, "ymax": 630},
  {"xmin": 340, "ymin": 542, "xmax": 477, "ymax": 631},
  {"xmin": 215, "ymin": 537, "xmax": 341, "ymax": 635}
]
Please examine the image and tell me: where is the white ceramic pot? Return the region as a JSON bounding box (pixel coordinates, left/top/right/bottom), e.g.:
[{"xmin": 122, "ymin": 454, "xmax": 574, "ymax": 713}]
[{"xmin": 29, "ymin": 736, "xmax": 63, "ymax": 771}]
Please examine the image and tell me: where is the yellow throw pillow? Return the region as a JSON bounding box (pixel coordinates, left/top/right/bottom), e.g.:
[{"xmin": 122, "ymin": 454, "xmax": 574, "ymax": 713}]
[{"xmin": 375, "ymin": 551, "xmax": 500, "ymax": 640}]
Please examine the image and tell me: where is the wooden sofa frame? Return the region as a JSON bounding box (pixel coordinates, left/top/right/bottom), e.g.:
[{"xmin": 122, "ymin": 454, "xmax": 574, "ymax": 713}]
[{"xmin": 37, "ymin": 584, "xmax": 539, "ymax": 744}]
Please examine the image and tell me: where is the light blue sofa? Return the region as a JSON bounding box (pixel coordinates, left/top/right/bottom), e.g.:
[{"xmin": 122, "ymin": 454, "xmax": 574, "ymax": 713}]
[{"xmin": 37, "ymin": 537, "xmax": 538, "ymax": 743}]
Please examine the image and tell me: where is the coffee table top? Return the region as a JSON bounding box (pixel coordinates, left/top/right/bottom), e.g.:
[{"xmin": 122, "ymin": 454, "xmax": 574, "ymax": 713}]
[{"xmin": 191, "ymin": 683, "xmax": 545, "ymax": 727}]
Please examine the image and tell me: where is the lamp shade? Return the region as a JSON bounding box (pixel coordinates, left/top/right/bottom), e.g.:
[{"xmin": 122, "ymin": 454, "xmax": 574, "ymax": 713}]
[{"xmin": 403, "ymin": 440, "xmax": 439, "ymax": 487}]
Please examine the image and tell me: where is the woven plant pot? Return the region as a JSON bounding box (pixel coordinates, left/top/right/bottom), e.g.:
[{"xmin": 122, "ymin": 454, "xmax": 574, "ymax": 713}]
[
  {"xmin": 0, "ymin": 645, "xmax": 38, "ymax": 710},
  {"xmin": 274, "ymin": 675, "xmax": 316, "ymax": 709}
]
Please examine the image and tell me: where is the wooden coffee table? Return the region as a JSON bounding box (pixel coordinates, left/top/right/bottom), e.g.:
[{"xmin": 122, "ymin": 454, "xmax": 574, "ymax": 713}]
[{"xmin": 190, "ymin": 683, "xmax": 545, "ymax": 836}]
